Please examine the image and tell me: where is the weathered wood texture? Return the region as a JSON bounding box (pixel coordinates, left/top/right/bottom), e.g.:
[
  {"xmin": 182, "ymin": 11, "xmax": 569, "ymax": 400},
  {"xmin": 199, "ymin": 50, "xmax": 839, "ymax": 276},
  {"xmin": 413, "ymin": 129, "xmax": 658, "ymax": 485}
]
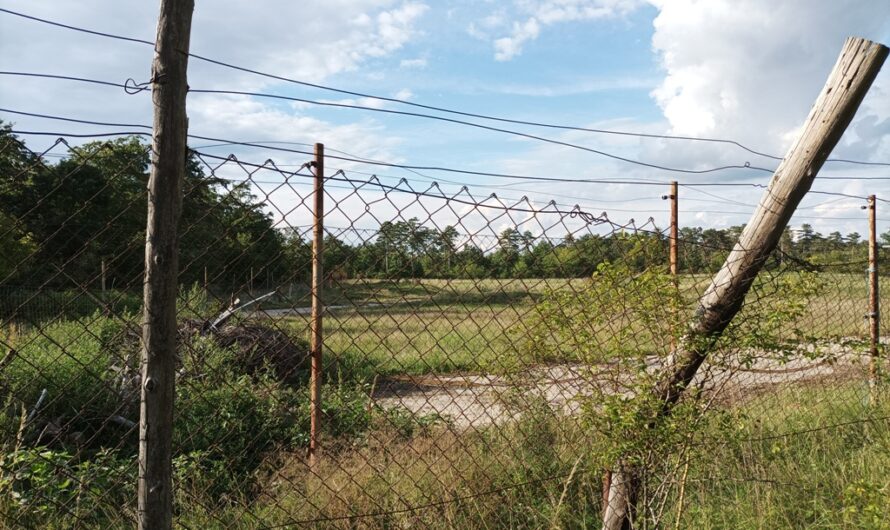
[
  {"xmin": 138, "ymin": 1, "xmax": 194, "ymax": 529},
  {"xmin": 603, "ymin": 36, "xmax": 887, "ymax": 530}
]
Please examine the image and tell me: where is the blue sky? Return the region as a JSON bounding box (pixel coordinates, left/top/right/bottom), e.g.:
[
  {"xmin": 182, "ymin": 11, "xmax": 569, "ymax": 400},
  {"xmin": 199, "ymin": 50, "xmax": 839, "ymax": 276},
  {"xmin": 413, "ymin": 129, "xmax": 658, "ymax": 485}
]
[{"xmin": 1, "ymin": 0, "xmax": 889, "ymax": 238}]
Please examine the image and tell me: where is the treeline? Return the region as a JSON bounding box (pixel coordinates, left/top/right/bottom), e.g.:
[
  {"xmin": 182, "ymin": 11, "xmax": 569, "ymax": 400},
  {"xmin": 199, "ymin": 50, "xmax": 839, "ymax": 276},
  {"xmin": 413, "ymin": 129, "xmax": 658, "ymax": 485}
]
[
  {"xmin": 1, "ymin": 126, "xmax": 284, "ymax": 290},
  {"xmin": 0, "ymin": 128, "xmax": 882, "ymax": 291}
]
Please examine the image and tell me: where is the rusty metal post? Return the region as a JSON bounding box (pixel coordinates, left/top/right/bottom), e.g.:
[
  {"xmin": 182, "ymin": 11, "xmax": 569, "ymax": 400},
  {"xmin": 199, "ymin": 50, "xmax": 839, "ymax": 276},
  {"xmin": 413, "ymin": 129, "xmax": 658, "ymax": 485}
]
[
  {"xmin": 868, "ymin": 194, "xmax": 880, "ymax": 403},
  {"xmin": 665, "ymin": 181, "xmax": 679, "ymax": 352},
  {"xmin": 309, "ymin": 143, "xmax": 325, "ymax": 467},
  {"xmin": 669, "ymin": 181, "xmax": 678, "ymax": 277}
]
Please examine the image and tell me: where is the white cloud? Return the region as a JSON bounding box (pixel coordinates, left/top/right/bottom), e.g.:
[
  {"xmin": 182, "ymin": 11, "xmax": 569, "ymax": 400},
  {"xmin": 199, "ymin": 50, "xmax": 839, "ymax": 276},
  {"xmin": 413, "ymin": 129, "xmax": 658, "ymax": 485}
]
[
  {"xmin": 399, "ymin": 58, "xmax": 428, "ymax": 69},
  {"xmin": 467, "ymin": 11, "xmax": 508, "ymax": 41},
  {"xmin": 494, "ymin": 18, "xmax": 541, "ymax": 61},
  {"xmin": 483, "ymin": 75, "xmax": 658, "ymax": 96},
  {"xmin": 648, "ymin": 0, "xmax": 890, "ymax": 159},
  {"xmin": 187, "ymin": 94, "xmax": 403, "ymax": 166},
  {"xmin": 0, "ymin": 0, "xmax": 428, "ymax": 157},
  {"xmin": 188, "ymin": 1, "xmax": 428, "ymax": 86},
  {"xmin": 491, "ymin": 0, "xmax": 643, "ymax": 61}
]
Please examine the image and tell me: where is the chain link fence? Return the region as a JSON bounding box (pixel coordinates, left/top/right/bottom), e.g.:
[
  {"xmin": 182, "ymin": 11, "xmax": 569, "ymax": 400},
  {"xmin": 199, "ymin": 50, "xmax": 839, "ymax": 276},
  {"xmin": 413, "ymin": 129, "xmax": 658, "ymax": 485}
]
[{"xmin": 2, "ymin": 132, "xmax": 888, "ymax": 528}]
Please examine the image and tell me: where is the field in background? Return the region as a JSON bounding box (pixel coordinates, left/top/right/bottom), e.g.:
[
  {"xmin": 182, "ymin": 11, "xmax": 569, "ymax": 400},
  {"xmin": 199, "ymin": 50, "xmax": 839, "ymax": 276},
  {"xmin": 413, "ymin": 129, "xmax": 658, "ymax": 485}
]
[
  {"xmin": 3, "ymin": 272, "xmax": 889, "ymax": 528},
  {"xmin": 262, "ymin": 273, "xmax": 882, "ymax": 377}
]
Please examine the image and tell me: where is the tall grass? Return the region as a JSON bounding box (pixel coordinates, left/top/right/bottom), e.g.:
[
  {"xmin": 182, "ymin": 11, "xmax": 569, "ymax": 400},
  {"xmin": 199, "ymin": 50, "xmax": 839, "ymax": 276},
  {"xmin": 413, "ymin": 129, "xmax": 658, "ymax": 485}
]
[{"xmin": 167, "ymin": 382, "xmax": 890, "ymax": 529}]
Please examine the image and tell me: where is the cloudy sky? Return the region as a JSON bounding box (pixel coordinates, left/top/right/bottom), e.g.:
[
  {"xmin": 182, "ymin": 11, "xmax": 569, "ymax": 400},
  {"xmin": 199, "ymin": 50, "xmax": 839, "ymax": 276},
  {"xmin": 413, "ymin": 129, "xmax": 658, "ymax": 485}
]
[{"xmin": 1, "ymin": 0, "xmax": 889, "ymax": 239}]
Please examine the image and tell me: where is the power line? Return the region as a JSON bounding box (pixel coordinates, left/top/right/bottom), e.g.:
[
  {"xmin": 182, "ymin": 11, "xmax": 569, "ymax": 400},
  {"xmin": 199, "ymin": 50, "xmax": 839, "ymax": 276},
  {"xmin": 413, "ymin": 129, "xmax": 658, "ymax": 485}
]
[
  {"xmin": 189, "ymin": 88, "xmax": 778, "ymax": 175},
  {"xmin": 0, "ymin": 73, "xmax": 890, "ymax": 186},
  {"xmin": 0, "ymin": 71, "xmax": 775, "ymax": 176},
  {"xmin": 193, "ymin": 139, "xmax": 675, "ymax": 205},
  {"xmin": 1, "ymin": 7, "xmax": 888, "ymax": 169},
  {"xmin": 1, "ymin": 122, "xmax": 670, "ymax": 186},
  {"xmin": 0, "ymin": 105, "xmax": 150, "ymax": 130},
  {"xmin": 7, "ymin": 128, "xmax": 877, "ymax": 208},
  {"xmin": 8, "ymin": 119, "xmax": 864, "ymax": 215}
]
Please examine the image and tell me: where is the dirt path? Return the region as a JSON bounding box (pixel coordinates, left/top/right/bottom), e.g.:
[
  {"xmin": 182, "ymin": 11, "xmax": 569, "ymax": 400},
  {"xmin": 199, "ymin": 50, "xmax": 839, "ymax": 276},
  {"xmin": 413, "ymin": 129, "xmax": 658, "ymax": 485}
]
[{"xmin": 372, "ymin": 341, "xmax": 876, "ymax": 429}]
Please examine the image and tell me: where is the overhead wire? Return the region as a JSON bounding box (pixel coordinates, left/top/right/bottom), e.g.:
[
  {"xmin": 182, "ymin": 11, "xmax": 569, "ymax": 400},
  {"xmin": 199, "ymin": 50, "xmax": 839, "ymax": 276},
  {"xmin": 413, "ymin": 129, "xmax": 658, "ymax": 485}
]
[
  {"xmin": 6, "ymin": 127, "xmax": 879, "ymax": 210},
  {"xmin": 0, "ymin": 71, "xmax": 775, "ymax": 175},
  {"xmin": 0, "ymin": 120, "xmax": 673, "ymax": 186},
  {"xmin": 1, "ymin": 7, "xmax": 888, "ymax": 168}
]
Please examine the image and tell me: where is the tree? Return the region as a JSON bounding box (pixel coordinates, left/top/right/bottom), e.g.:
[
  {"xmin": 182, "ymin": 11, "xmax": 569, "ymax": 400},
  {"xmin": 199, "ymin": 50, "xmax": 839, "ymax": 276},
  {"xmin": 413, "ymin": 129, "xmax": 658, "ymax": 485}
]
[{"xmin": 0, "ymin": 211, "xmax": 35, "ymax": 282}]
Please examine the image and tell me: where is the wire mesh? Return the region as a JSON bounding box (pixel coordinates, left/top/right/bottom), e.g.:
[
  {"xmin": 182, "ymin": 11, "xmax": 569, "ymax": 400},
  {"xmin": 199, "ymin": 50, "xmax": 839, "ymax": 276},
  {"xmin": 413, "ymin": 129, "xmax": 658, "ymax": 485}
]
[{"xmin": 1, "ymin": 130, "xmax": 888, "ymax": 529}]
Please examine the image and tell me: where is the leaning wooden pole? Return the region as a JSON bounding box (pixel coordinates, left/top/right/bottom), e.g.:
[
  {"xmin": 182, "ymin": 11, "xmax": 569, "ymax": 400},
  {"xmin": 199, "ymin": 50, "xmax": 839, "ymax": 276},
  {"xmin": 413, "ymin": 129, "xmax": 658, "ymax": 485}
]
[
  {"xmin": 602, "ymin": 36, "xmax": 887, "ymax": 530},
  {"xmin": 138, "ymin": 1, "xmax": 194, "ymax": 529}
]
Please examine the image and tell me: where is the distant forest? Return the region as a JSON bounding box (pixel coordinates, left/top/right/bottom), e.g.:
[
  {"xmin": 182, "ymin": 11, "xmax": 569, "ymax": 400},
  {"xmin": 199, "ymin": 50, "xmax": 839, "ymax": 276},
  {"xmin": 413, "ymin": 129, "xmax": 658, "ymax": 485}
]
[{"xmin": 1, "ymin": 127, "xmax": 884, "ymax": 291}]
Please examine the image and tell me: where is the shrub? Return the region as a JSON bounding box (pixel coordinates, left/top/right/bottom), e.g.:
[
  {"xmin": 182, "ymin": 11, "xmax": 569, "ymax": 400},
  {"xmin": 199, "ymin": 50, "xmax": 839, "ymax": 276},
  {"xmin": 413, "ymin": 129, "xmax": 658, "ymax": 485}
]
[
  {"xmin": 0, "ymin": 447, "xmax": 134, "ymax": 527},
  {"xmin": 1, "ymin": 314, "xmax": 139, "ymax": 449}
]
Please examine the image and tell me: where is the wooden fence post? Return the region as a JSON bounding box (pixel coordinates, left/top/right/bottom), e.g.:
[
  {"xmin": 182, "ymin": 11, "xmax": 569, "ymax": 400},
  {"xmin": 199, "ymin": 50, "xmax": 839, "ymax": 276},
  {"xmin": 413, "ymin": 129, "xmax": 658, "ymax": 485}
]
[
  {"xmin": 602, "ymin": 36, "xmax": 888, "ymax": 530},
  {"xmin": 868, "ymin": 194, "xmax": 880, "ymax": 403},
  {"xmin": 309, "ymin": 143, "xmax": 325, "ymax": 467},
  {"xmin": 138, "ymin": 1, "xmax": 194, "ymax": 529}
]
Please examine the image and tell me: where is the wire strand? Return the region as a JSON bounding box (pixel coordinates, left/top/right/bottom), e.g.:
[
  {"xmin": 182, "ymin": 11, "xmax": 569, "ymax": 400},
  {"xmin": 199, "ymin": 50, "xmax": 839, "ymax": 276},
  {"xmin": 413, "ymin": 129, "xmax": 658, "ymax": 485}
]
[{"xmin": 1, "ymin": 7, "xmax": 888, "ymax": 168}]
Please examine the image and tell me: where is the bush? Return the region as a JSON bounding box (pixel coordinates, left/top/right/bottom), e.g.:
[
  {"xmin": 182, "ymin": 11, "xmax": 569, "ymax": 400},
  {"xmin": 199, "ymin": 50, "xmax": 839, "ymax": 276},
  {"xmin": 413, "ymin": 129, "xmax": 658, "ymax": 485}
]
[
  {"xmin": 2, "ymin": 312, "xmax": 378, "ymax": 511},
  {"xmin": 0, "ymin": 447, "xmax": 134, "ymax": 527},
  {"xmin": 1, "ymin": 314, "xmax": 139, "ymax": 449},
  {"xmin": 173, "ymin": 370, "xmax": 373, "ymax": 500}
]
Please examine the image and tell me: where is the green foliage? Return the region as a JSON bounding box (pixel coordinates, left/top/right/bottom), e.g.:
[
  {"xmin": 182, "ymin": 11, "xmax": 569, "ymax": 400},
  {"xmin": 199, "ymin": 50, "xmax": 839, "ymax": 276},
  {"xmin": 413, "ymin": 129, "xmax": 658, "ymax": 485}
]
[
  {"xmin": 177, "ymin": 282, "xmax": 216, "ymax": 319},
  {"xmin": 842, "ymin": 481, "xmax": 890, "ymax": 529},
  {"xmin": 517, "ymin": 254, "xmax": 828, "ymax": 524},
  {"xmin": 521, "ymin": 259, "xmax": 679, "ymax": 365},
  {"xmin": 0, "ymin": 447, "xmax": 133, "ymax": 526},
  {"xmin": 1, "ymin": 313, "xmax": 380, "ymax": 509},
  {"xmin": 674, "ymin": 385, "xmax": 890, "ymax": 529},
  {"xmin": 716, "ymin": 270, "xmax": 826, "ymax": 363},
  {"xmin": 1, "ymin": 314, "xmax": 140, "ymax": 449},
  {"xmin": 0, "ymin": 126, "xmax": 290, "ymax": 289},
  {"xmin": 0, "ymin": 211, "xmax": 35, "ymax": 281},
  {"xmin": 0, "ymin": 287, "xmax": 142, "ymax": 323}
]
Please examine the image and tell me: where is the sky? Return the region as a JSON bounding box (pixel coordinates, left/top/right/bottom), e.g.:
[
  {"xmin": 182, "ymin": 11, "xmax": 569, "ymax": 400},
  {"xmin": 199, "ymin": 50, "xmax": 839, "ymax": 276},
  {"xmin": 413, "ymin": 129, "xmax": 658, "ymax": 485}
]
[{"xmin": 1, "ymin": 0, "xmax": 889, "ymax": 241}]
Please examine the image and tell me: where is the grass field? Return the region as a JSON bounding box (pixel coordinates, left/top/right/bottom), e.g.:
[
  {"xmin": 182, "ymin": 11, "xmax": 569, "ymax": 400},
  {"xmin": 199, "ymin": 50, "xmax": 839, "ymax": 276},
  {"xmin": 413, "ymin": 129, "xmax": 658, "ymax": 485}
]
[
  {"xmin": 2, "ymin": 272, "xmax": 889, "ymax": 528},
  {"xmin": 277, "ymin": 272, "xmax": 882, "ymax": 379}
]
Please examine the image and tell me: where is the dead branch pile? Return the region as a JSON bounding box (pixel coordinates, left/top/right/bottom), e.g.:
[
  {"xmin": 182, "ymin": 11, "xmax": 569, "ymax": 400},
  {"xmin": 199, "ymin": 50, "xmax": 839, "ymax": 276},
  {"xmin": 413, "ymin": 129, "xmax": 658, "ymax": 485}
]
[{"xmin": 211, "ymin": 323, "xmax": 311, "ymax": 382}]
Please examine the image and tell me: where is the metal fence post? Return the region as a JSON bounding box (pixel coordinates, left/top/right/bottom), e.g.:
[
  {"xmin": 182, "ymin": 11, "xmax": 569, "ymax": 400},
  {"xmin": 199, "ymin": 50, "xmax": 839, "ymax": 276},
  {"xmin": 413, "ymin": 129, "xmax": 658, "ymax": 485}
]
[
  {"xmin": 669, "ymin": 181, "xmax": 679, "ymax": 352},
  {"xmin": 868, "ymin": 194, "xmax": 880, "ymax": 403},
  {"xmin": 309, "ymin": 142, "xmax": 325, "ymax": 467}
]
